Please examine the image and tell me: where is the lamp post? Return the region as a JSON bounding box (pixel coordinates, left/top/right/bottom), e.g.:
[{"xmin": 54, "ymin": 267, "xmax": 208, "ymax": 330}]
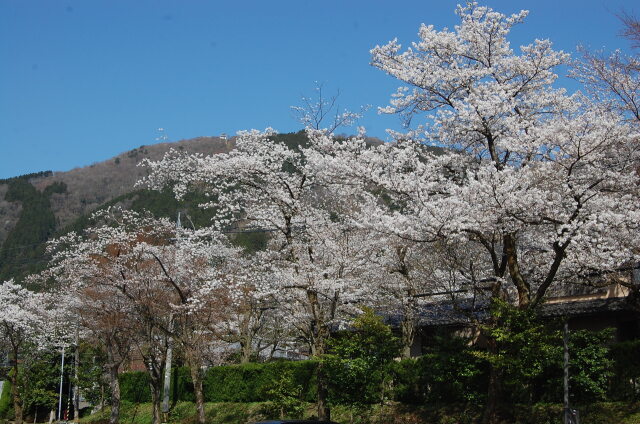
[{"xmin": 57, "ymin": 345, "xmax": 65, "ymax": 422}]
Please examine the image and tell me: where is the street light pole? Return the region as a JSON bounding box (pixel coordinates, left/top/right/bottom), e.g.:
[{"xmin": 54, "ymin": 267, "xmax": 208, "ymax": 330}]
[{"xmin": 57, "ymin": 345, "xmax": 65, "ymax": 422}]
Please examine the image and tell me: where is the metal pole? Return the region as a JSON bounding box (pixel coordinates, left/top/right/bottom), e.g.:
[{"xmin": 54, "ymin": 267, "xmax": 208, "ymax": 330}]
[
  {"xmin": 57, "ymin": 345, "xmax": 66, "ymax": 422},
  {"xmin": 563, "ymin": 320, "xmax": 570, "ymax": 424},
  {"xmin": 73, "ymin": 323, "xmax": 80, "ymax": 422},
  {"xmin": 161, "ymin": 330, "xmax": 173, "ymax": 423}
]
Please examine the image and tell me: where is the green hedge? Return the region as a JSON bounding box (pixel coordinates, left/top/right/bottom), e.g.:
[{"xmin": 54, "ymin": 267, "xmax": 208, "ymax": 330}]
[
  {"xmin": 119, "ymin": 372, "xmax": 151, "ymax": 403},
  {"xmin": 203, "ymin": 360, "xmax": 317, "ymax": 402},
  {"xmin": 117, "ymin": 336, "xmax": 640, "ymax": 406},
  {"xmin": 119, "ymin": 361, "xmax": 318, "ymax": 404}
]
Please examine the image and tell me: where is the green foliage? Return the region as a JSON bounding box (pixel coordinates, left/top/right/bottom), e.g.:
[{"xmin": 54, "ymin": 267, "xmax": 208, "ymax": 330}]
[
  {"xmin": 230, "ymin": 231, "xmax": 269, "ymax": 253},
  {"xmin": 20, "ymin": 350, "xmax": 61, "ymax": 414},
  {"xmin": 0, "ymin": 171, "xmax": 52, "ymax": 185},
  {"xmin": 78, "ymin": 400, "xmax": 640, "ymax": 424},
  {"xmin": 0, "ymin": 380, "xmax": 13, "ymax": 419},
  {"xmin": 472, "ymin": 300, "xmax": 616, "ymax": 405},
  {"xmin": 568, "ymin": 329, "xmax": 614, "ymax": 403},
  {"xmin": 269, "ymin": 131, "xmax": 310, "ymax": 153},
  {"xmin": 263, "ymin": 369, "xmax": 305, "ymax": 419},
  {"xmin": 0, "ymin": 178, "xmax": 66, "ymax": 282},
  {"xmin": 74, "ymin": 344, "xmax": 108, "ymax": 406},
  {"xmin": 129, "ymin": 188, "xmax": 219, "ymax": 229},
  {"xmin": 43, "ymin": 181, "xmax": 67, "ymax": 197},
  {"xmin": 324, "ymin": 308, "xmax": 401, "ymax": 406},
  {"xmin": 119, "ymin": 372, "xmax": 151, "ymax": 403},
  {"xmin": 171, "ymin": 367, "xmax": 195, "ymax": 403},
  {"xmin": 203, "ymin": 360, "xmax": 317, "ymax": 403},
  {"xmin": 119, "ymin": 361, "xmax": 318, "ymax": 404},
  {"xmin": 610, "ymin": 340, "xmax": 640, "ymax": 401},
  {"xmin": 392, "ymin": 331, "xmax": 486, "ymax": 405},
  {"xmin": 474, "ymin": 299, "xmax": 562, "ymax": 404}
]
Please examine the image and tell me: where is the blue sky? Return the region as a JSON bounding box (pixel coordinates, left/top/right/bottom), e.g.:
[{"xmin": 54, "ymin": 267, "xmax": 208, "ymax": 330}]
[{"xmin": 1, "ymin": 0, "xmax": 637, "ymax": 178}]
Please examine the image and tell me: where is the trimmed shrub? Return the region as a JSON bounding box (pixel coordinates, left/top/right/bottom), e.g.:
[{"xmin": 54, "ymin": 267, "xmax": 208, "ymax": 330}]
[
  {"xmin": 119, "ymin": 362, "xmax": 317, "ymax": 404},
  {"xmin": 203, "ymin": 360, "xmax": 317, "ymax": 403},
  {"xmin": 391, "ymin": 331, "xmax": 486, "ymax": 405},
  {"xmin": 172, "ymin": 366, "xmax": 195, "ymax": 402},
  {"xmin": 119, "ymin": 372, "xmax": 151, "ymax": 403}
]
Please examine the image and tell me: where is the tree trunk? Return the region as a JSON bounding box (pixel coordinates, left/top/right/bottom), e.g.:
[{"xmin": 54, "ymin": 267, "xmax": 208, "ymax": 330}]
[
  {"xmin": 11, "ymin": 347, "xmax": 24, "ymax": 424},
  {"xmin": 189, "ymin": 365, "xmax": 206, "ymax": 424},
  {"xmin": 239, "ymin": 309, "xmax": 254, "ymax": 364},
  {"xmin": 483, "ymin": 337, "xmax": 502, "ymax": 424},
  {"xmin": 149, "ymin": 381, "xmax": 161, "ymax": 424},
  {"xmin": 107, "ymin": 362, "xmax": 121, "ymax": 424},
  {"xmin": 240, "ymin": 335, "xmax": 253, "ymax": 364},
  {"xmin": 307, "ymin": 289, "xmax": 331, "ymax": 421},
  {"xmin": 400, "ymin": 315, "xmax": 416, "ymax": 359},
  {"xmin": 316, "ymin": 360, "xmax": 331, "ymax": 421},
  {"xmin": 109, "ymin": 365, "xmax": 120, "ymax": 424}
]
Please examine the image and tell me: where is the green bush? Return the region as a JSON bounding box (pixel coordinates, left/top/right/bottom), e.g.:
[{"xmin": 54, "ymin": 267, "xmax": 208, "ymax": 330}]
[
  {"xmin": 203, "ymin": 360, "xmax": 317, "ymax": 403},
  {"xmin": 0, "ymin": 380, "xmax": 13, "ymax": 419},
  {"xmin": 610, "ymin": 340, "xmax": 640, "ymax": 401},
  {"xmin": 119, "ymin": 362, "xmax": 317, "ymax": 405},
  {"xmin": 120, "ymin": 367, "xmax": 195, "ymax": 403},
  {"xmin": 568, "ymin": 329, "xmax": 614, "ymax": 403},
  {"xmin": 172, "ymin": 367, "xmax": 195, "ymax": 402},
  {"xmin": 324, "ymin": 308, "xmax": 401, "ymax": 406},
  {"xmin": 119, "ymin": 372, "xmax": 151, "ymax": 403},
  {"xmin": 262, "ymin": 369, "xmax": 305, "ymax": 419},
  {"xmin": 391, "ymin": 332, "xmax": 486, "ymax": 405}
]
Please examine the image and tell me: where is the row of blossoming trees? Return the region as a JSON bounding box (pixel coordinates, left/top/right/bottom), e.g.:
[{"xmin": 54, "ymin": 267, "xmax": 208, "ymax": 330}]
[{"xmin": 2, "ymin": 3, "xmax": 640, "ymax": 424}]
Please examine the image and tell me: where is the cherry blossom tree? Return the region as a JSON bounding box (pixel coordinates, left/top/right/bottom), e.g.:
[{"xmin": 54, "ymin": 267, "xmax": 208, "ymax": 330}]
[
  {"xmin": 47, "ymin": 208, "xmax": 237, "ymax": 424},
  {"xmin": 142, "ymin": 130, "xmax": 380, "ymax": 421},
  {"xmin": 291, "ymin": 82, "xmax": 369, "ymax": 133},
  {"xmin": 573, "ymin": 11, "xmax": 640, "ymax": 125},
  {"xmin": 0, "ymin": 280, "xmax": 66, "ymax": 424},
  {"xmin": 572, "ymin": 10, "xmax": 640, "ymax": 308},
  {"xmin": 365, "ymin": 1, "xmax": 640, "ymax": 308},
  {"xmin": 303, "ymin": 3, "xmax": 640, "ymax": 421}
]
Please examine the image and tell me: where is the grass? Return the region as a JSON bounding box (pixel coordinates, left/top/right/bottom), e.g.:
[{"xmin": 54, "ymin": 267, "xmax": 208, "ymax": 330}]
[
  {"xmin": 78, "ymin": 401, "xmax": 640, "ymax": 424},
  {"xmin": 80, "ymin": 401, "xmax": 269, "ymax": 424}
]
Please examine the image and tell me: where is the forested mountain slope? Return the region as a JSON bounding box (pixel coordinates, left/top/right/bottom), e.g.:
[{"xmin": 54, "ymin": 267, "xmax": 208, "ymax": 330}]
[
  {"xmin": 0, "ymin": 134, "xmax": 235, "ymax": 282},
  {"xmin": 0, "ymin": 131, "xmax": 368, "ymax": 282}
]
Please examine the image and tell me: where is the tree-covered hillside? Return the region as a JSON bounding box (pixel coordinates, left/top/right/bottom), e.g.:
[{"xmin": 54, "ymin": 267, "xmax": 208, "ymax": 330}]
[{"xmin": 0, "ymin": 132, "xmax": 334, "ymax": 283}]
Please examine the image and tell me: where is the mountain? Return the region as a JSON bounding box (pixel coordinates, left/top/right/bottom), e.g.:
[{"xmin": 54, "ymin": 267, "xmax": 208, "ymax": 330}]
[
  {"xmin": 0, "ymin": 134, "xmax": 237, "ymax": 282},
  {"xmin": 0, "ymin": 131, "xmax": 396, "ymax": 283}
]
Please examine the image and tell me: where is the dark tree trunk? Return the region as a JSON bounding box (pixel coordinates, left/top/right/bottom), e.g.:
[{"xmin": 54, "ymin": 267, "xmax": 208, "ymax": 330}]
[
  {"xmin": 189, "ymin": 364, "xmax": 206, "ymax": 424},
  {"xmin": 11, "ymin": 345, "xmax": 23, "ymax": 424},
  {"xmin": 149, "ymin": 381, "xmax": 162, "ymax": 424},
  {"xmin": 105, "ymin": 338, "xmax": 125, "ymax": 424},
  {"xmin": 400, "ymin": 314, "xmax": 416, "ymax": 359},
  {"xmin": 316, "ymin": 361, "xmax": 331, "ymax": 421},
  {"xmin": 483, "ymin": 337, "xmax": 502, "ymax": 424},
  {"xmin": 107, "ymin": 361, "xmax": 121, "ymax": 424}
]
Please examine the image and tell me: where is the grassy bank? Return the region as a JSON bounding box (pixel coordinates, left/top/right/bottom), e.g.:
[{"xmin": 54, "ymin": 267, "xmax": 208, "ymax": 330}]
[{"xmin": 79, "ymin": 401, "xmax": 640, "ymax": 424}]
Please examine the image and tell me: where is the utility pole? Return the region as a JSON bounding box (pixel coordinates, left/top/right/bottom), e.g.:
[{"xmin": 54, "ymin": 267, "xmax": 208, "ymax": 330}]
[
  {"xmin": 161, "ymin": 319, "xmax": 173, "ymax": 424},
  {"xmin": 161, "ymin": 212, "xmax": 181, "ymax": 423},
  {"xmin": 73, "ymin": 322, "xmax": 80, "ymax": 422},
  {"xmin": 57, "ymin": 345, "xmax": 65, "ymax": 422}
]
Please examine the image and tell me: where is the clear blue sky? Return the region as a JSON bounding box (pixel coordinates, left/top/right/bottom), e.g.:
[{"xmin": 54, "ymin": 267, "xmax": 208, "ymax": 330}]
[{"xmin": 0, "ymin": 0, "xmax": 637, "ymax": 178}]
